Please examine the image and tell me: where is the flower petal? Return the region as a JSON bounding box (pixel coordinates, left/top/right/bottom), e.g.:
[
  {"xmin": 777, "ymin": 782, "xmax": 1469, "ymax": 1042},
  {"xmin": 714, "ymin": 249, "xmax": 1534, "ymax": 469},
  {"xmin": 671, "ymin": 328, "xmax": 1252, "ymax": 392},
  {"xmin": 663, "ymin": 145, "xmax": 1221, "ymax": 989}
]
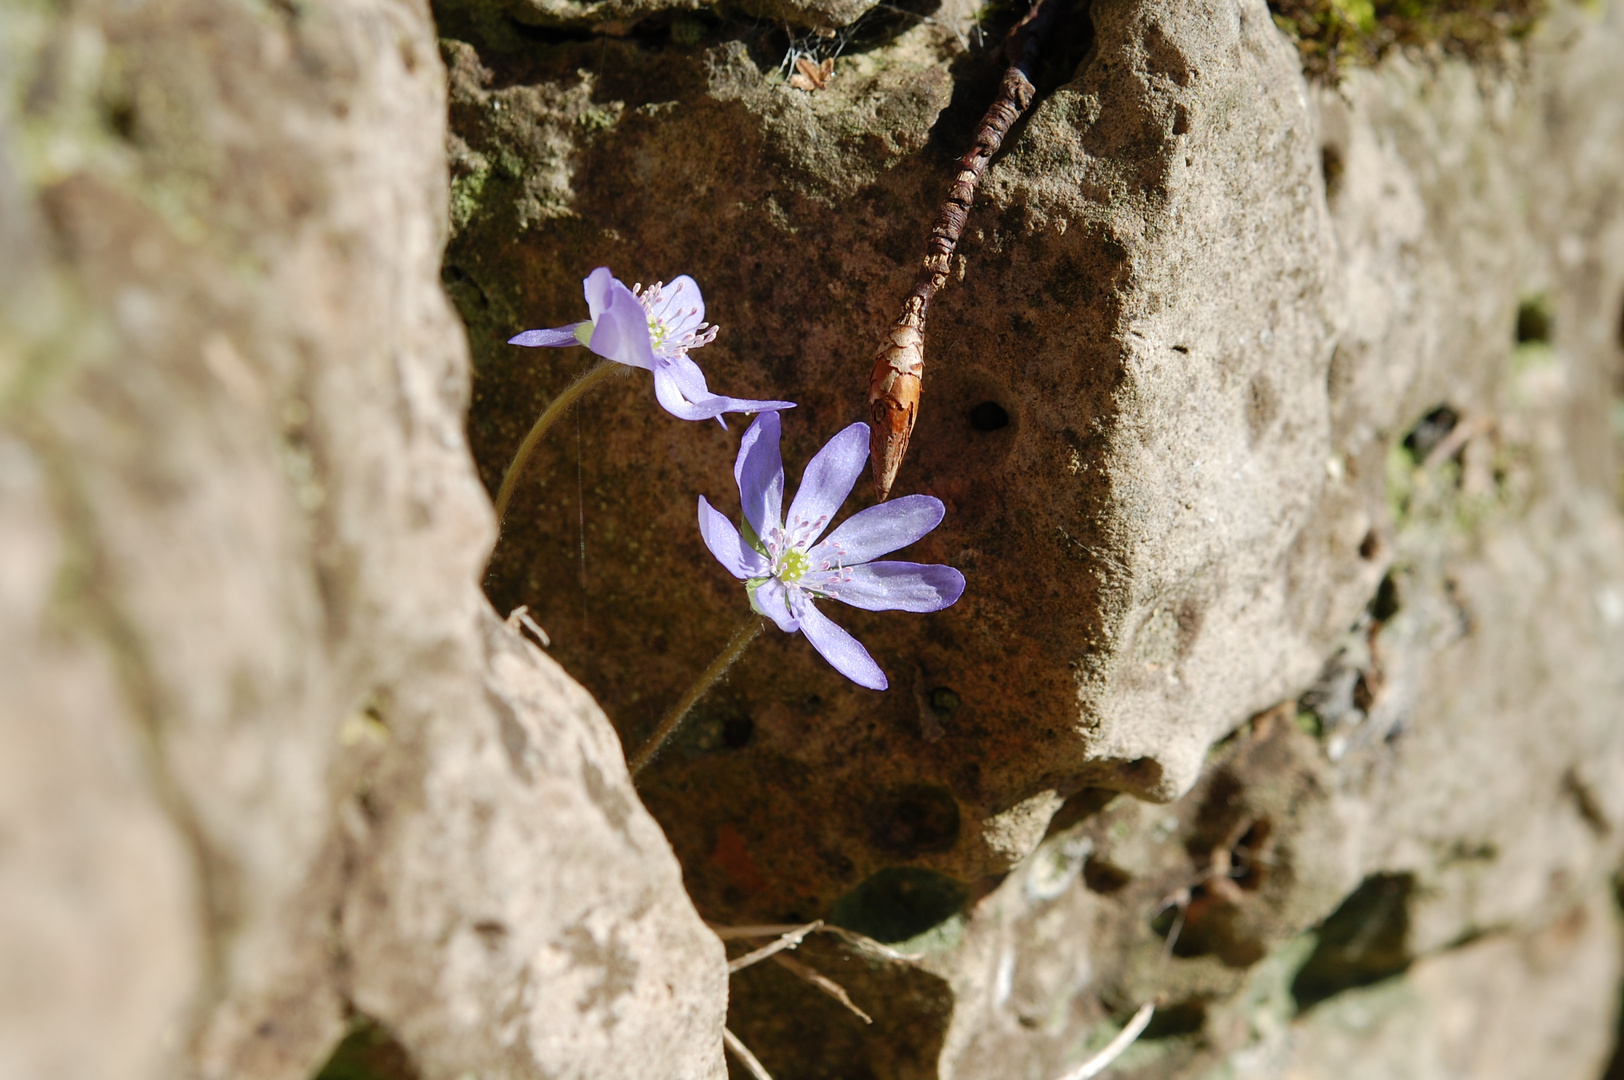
[
  {"xmin": 587, "ymin": 280, "xmax": 656, "ymax": 370},
  {"xmin": 583, "ymin": 266, "xmax": 616, "ymax": 321},
  {"xmin": 803, "ymin": 561, "xmax": 965, "ymax": 613},
  {"xmin": 698, "ymin": 497, "xmax": 769, "ymax": 579},
  {"xmin": 652, "ymin": 362, "xmax": 729, "ymax": 420},
  {"xmin": 508, "ymin": 323, "xmax": 587, "ymax": 348},
  {"xmin": 751, "ymin": 577, "xmax": 799, "ymax": 633},
  {"xmin": 666, "ymin": 354, "xmax": 796, "ymax": 419},
  {"xmin": 789, "ymin": 591, "xmax": 887, "ymax": 690},
  {"xmin": 655, "ymin": 275, "xmax": 706, "ymax": 337},
  {"xmin": 735, "ymin": 413, "xmax": 785, "ymax": 542},
  {"xmin": 784, "ymin": 421, "xmax": 869, "ymax": 549},
  {"xmin": 812, "ymin": 494, "xmax": 945, "ymax": 566}
]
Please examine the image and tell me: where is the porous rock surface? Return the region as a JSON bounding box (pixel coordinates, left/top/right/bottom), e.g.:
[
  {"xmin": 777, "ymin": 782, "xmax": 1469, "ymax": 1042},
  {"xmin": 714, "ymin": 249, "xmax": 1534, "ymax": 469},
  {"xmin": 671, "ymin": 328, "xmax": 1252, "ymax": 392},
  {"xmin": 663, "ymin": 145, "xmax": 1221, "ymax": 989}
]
[
  {"xmin": 2, "ymin": 0, "xmax": 1622, "ymax": 1074},
  {"xmin": 446, "ymin": 0, "xmax": 1624, "ymax": 1075},
  {"xmin": 0, "ymin": 2, "xmax": 724, "ymax": 1079}
]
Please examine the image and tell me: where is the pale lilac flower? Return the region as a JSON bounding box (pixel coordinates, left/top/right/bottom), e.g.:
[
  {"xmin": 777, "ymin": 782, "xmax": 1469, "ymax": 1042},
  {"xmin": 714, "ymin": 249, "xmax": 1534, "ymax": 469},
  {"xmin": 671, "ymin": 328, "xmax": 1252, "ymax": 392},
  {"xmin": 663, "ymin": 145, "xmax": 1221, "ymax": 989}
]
[
  {"xmin": 508, "ymin": 266, "xmax": 794, "ymax": 424},
  {"xmin": 697, "ymin": 413, "xmax": 965, "ymax": 690}
]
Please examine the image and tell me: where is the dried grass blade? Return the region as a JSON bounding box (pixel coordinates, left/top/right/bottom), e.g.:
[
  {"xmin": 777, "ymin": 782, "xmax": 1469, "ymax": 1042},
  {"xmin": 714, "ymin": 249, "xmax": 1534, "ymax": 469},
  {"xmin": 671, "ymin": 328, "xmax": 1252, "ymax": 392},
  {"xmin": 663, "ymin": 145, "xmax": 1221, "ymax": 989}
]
[
  {"xmin": 727, "ymin": 920, "xmax": 822, "ymax": 972},
  {"xmin": 709, "ymin": 923, "xmax": 806, "ymax": 940},
  {"xmin": 819, "ymin": 925, "xmax": 924, "ymax": 962},
  {"xmin": 771, "ymin": 953, "xmax": 874, "ymax": 1024},
  {"xmin": 709, "ymin": 921, "xmax": 923, "ymax": 962},
  {"xmin": 1053, "ymin": 1002, "xmax": 1155, "ymax": 1080},
  {"xmin": 722, "ymin": 1026, "xmax": 775, "ymax": 1080}
]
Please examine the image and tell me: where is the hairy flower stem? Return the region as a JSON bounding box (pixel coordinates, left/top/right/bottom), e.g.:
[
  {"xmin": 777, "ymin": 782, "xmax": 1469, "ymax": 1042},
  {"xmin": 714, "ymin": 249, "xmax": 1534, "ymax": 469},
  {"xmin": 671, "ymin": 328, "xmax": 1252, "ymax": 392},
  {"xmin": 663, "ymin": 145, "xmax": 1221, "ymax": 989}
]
[
  {"xmin": 493, "ymin": 359, "xmax": 620, "ymax": 524},
  {"xmin": 629, "ymin": 614, "xmax": 764, "ymax": 777},
  {"xmin": 867, "ymin": 0, "xmax": 1065, "ymax": 500}
]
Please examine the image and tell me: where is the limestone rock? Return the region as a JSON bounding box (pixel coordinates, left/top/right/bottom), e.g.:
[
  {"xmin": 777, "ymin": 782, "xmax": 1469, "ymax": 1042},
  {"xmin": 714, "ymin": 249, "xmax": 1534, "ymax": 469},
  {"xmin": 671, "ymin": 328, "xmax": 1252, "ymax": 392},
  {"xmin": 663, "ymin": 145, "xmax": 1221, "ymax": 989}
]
[
  {"xmin": 456, "ymin": 0, "xmax": 1353, "ymax": 926},
  {"xmin": 0, "ymin": 1, "xmax": 725, "ymax": 1078},
  {"xmin": 443, "ymin": 0, "xmax": 1624, "ymax": 1075}
]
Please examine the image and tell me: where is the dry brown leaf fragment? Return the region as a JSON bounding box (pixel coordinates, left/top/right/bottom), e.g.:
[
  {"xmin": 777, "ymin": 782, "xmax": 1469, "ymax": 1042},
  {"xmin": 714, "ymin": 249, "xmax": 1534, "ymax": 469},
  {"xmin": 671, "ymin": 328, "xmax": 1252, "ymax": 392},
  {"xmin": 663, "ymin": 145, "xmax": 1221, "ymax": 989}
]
[{"xmin": 789, "ymin": 56, "xmax": 834, "ymax": 91}]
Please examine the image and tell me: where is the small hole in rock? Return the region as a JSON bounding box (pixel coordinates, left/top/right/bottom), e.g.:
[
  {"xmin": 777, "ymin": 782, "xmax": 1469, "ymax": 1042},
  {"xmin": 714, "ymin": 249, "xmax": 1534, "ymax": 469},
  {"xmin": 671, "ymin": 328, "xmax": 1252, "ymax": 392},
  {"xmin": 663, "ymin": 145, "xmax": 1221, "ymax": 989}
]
[
  {"xmin": 1141, "ymin": 997, "xmax": 1208, "ymax": 1039},
  {"xmin": 1402, "ymin": 405, "xmax": 1458, "ymax": 460},
  {"xmin": 968, "ymin": 401, "xmax": 1009, "ymax": 431},
  {"xmin": 1231, "ymin": 819, "xmax": 1272, "ymax": 891},
  {"xmin": 314, "ymin": 1014, "xmax": 421, "ymax": 1080},
  {"xmin": 1081, "ymin": 855, "xmax": 1131, "ymax": 894},
  {"xmin": 828, "ymin": 866, "xmax": 969, "ymax": 943},
  {"xmin": 1515, "ymin": 297, "xmax": 1552, "ymax": 344},
  {"xmin": 1358, "ymin": 530, "xmax": 1380, "ymax": 560},
  {"xmin": 104, "ymin": 97, "xmax": 137, "ymax": 142},
  {"xmin": 1321, "ymin": 144, "xmax": 1344, "ymax": 201},
  {"xmin": 1149, "ymin": 902, "xmax": 1182, "ymax": 940},
  {"xmin": 1370, "ymin": 571, "xmax": 1400, "ymax": 622},
  {"xmin": 721, "ymin": 716, "xmax": 754, "ymax": 749},
  {"xmin": 1352, "ymin": 672, "xmax": 1376, "ymax": 713},
  {"xmin": 1292, "ymin": 873, "xmax": 1415, "ymax": 1011}
]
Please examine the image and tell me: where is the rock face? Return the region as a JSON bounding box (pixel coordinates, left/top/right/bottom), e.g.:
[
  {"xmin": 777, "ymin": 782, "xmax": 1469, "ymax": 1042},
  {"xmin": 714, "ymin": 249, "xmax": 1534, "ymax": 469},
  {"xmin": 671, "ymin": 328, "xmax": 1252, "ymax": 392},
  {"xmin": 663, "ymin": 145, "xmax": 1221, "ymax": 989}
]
[
  {"xmin": 0, "ymin": 2, "xmax": 725, "ymax": 1079},
  {"xmin": 442, "ymin": 0, "xmax": 1624, "ymax": 1075},
  {"xmin": 457, "ymin": 0, "xmax": 1353, "ymax": 926},
  {"xmin": 4, "ymin": 0, "xmax": 1623, "ymax": 1074}
]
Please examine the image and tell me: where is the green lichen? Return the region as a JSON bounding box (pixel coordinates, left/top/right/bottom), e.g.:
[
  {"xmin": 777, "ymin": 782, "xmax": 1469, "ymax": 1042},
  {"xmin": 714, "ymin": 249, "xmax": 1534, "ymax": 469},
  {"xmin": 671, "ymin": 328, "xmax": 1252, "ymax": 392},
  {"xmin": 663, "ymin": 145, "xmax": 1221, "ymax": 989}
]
[
  {"xmin": 577, "ymin": 105, "xmax": 621, "ymax": 133},
  {"xmin": 448, "ymin": 152, "xmax": 491, "ymax": 234},
  {"xmin": 1268, "ymin": 0, "xmax": 1544, "ymax": 81}
]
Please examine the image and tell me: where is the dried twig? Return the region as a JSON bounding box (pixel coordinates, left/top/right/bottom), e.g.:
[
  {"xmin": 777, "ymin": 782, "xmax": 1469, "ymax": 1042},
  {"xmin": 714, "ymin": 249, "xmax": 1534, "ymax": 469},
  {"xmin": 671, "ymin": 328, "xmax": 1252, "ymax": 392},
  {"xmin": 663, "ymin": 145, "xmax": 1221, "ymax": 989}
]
[
  {"xmin": 723, "ymin": 1026, "xmax": 775, "ymax": 1080},
  {"xmin": 1052, "ymin": 1001, "xmax": 1156, "ymax": 1080},
  {"xmin": 504, "ymin": 604, "xmax": 551, "ymax": 647},
  {"xmin": 819, "ymin": 924, "xmax": 924, "ymax": 962},
  {"xmin": 866, "ymin": 0, "xmax": 1065, "ymax": 500},
  {"xmin": 727, "ymin": 921, "xmax": 822, "ymax": 972},
  {"xmin": 771, "ymin": 953, "xmax": 874, "ymax": 1023},
  {"xmin": 709, "ymin": 922, "xmax": 923, "ymax": 962},
  {"xmin": 711, "ymin": 923, "xmax": 805, "ymax": 940}
]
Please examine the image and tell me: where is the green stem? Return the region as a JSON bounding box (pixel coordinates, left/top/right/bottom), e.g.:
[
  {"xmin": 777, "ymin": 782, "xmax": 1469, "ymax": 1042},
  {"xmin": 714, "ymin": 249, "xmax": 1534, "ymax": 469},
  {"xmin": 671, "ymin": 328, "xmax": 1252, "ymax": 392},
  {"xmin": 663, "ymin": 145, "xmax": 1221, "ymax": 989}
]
[
  {"xmin": 493, "ymin": 359, "xmax": 620, "ymax": 524},
  {"xmin": 630, "ymin": 614, "xmax": 764, "ymax": 778}
]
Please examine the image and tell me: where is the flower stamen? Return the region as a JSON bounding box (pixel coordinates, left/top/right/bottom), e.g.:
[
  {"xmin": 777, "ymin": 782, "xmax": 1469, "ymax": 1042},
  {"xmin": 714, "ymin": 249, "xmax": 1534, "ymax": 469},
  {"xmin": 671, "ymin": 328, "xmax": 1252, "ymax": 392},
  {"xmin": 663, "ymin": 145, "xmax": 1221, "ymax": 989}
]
[{"xmin": 776, "ymin": 548, "xmax": 811, "ymax": 584}]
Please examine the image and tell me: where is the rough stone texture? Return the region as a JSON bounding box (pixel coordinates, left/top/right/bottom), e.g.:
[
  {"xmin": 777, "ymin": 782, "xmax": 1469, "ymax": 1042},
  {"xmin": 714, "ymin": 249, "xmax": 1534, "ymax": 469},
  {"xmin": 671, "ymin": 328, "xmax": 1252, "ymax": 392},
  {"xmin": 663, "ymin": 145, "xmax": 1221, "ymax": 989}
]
[
  {"xmin": 5, "ymin": 0, "xmax": 1623, "ymax": 1073},
  {"xmin": 0, "ymin": 1, "xmax": 725, "ymax": 1079},
  {"xmin": 1262, "ymin": 893, "xmax": 1620, "ymax": 1080},
  {"xmin": 460, "ymin": 0, "xmax": 1354, "ymax": 922},
  {"xmin": 444, "ymin": 0, "xmax": 1624, "ymax": 1075}
]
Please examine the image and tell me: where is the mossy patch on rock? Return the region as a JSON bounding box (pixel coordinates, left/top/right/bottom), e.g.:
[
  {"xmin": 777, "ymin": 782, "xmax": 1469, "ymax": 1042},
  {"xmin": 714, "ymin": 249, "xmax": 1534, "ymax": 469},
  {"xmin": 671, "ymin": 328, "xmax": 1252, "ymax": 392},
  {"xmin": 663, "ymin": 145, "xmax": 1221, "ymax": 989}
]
[{"xmin": 1268, "ymin": 0, "xmax": 1544, "ymax": 81}]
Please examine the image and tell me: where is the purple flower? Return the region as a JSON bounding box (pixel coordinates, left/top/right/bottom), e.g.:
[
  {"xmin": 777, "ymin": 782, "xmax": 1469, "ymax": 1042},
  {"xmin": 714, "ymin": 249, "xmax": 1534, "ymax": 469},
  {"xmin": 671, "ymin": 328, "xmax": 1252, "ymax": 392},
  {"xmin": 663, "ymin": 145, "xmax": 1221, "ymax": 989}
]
[
  {"xmin": 697, "ymin": 413, "xmax": 965, "ymax": 690},
  {"xmin": 508, "ymin": 267, "xmax": 794, "ymax": 424}
]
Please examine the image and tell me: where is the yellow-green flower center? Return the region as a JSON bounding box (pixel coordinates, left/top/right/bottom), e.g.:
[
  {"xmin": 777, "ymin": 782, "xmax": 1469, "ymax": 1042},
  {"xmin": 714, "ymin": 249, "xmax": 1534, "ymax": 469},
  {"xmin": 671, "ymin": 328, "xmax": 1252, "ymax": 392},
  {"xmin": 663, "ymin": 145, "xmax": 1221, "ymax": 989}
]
[
  {"xmin": 648, "ymin": 315, "xmax": 668, "ymax": 350},
  {"xmin": 777, "ymin": 548, "xmax": 810, "ymax": 583}
]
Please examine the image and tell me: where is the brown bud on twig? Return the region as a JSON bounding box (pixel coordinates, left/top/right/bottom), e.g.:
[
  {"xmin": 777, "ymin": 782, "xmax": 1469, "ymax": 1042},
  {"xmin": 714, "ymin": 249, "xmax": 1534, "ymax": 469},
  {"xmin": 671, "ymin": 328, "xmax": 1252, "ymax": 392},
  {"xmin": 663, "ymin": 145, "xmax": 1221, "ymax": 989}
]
[{"xmin": 866, "ymin": 0, "xmax": 1063, "ymax": 500}]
